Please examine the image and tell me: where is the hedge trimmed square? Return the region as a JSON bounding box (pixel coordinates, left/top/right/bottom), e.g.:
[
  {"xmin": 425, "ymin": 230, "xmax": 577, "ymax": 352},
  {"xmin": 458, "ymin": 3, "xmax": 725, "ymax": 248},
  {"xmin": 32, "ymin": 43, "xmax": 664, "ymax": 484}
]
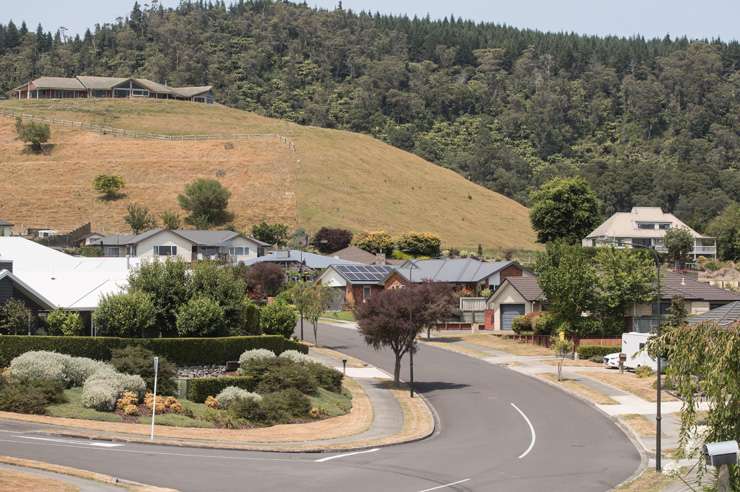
[
  {"xmin": 0, "ymin": 336, "xmax": 307, "ymax": 367},
  {"xmin": 576, "ymin": 345, "xmax": 619, "ymax": 359}
]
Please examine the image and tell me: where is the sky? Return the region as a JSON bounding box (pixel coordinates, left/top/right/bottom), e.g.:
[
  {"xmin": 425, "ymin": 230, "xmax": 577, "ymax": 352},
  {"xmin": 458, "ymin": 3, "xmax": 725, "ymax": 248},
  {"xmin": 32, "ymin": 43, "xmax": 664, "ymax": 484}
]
[{"xmin": 1, "ymin": 0, "xmax": 738, "ymax": 42}]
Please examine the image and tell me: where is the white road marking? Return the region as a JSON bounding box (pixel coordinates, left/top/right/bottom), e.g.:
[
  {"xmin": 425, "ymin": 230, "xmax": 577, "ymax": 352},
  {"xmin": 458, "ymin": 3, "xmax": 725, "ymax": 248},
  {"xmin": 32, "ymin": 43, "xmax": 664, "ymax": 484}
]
[
  {"xmin": 314, "ymin": 448, "xmax": 380, "ymax": 462},
  {"xmin": 510, "ymin": 403, "xmax": 536, "ymax": 459},
  {"xmin": 418, "ymin": 478, "xmax": 471, "ymax": 492},
  {"xmin": 21, "ymin": 435, "xmax": 124, "ymax": 448}
]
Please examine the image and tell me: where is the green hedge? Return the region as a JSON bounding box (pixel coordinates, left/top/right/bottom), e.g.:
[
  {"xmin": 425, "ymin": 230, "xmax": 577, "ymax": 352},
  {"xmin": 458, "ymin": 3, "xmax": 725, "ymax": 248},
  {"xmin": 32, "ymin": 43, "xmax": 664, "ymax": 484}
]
[
  {"xmin": 0, "ymin": 336, "xmax": 307, "ymax": 367},
  {"xmin": 577, "ymin": 345, "xmax": 618, "ymax": 359},
  {"xmin": 186, "ymin": 376, "xmax": 256, "ymax": 403}
]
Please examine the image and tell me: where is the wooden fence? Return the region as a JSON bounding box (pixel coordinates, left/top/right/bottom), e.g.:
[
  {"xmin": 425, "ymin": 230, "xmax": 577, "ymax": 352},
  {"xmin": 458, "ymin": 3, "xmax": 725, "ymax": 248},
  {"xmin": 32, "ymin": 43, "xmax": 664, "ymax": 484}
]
[
  {"xmin": 0, "ymin": 109, "xmax": 296, "ymax": 150},
  {"xmin": 505, "ymin": 334, "xmax": 621, "ymax": 349}
]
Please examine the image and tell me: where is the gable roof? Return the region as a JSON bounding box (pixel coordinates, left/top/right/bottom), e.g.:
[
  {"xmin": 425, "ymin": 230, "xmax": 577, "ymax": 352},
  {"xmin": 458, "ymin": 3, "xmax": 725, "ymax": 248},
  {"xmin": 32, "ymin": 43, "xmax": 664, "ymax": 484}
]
[
  {"xmin": 242, "ymin": 250, "xmax": 362, "ymax": 270},
  {"xmin": 395, "ymin": 258, "xmax": 515, "ymax": 283},
  {"xmin": 331, "ymin": 264, "xmax": 396, "ymax": 285},
  {"xmin": 172, "ymin": 86, "xmax": 213, "ymax": 98},
  {"xmin": 76, "ymin": 76, "xmax": 130, "ymax": 90},
  {"xmin": 687, "ymin": 301, "xmax": 740, "ymax": 327},
  {"xmin": 30, "ymin": 76, "xmax": 86, "ymax": 90},
  {"xmin": 492, "ymin": 276, "xmax": 545, "ymax": 303},
  {"xmin": 661, "ymin": 271, "xmax": 740, "ymax": 302},
  {"xmin": 94, "ymin": 229, "xmax": 267, "ymax": 248},
  {"xmin": 330, "ymin": 245, "xmax": 386, "ymax": 265}
]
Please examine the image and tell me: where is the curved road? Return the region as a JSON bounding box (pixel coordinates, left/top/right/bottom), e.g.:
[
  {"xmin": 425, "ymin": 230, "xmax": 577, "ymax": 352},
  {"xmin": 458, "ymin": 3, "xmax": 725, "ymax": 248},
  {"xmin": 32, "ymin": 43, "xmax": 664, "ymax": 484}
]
[{"xmin": 0, "ymin": 323, "xmax": 640, "ymax": 491}]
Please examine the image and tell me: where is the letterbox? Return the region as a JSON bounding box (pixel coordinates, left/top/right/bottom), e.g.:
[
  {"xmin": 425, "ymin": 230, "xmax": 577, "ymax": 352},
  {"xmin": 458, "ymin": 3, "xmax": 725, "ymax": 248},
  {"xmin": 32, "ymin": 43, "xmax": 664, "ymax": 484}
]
[{"xmin": 703, "ymin": 440, "xmax": 738, "ymax": 467}]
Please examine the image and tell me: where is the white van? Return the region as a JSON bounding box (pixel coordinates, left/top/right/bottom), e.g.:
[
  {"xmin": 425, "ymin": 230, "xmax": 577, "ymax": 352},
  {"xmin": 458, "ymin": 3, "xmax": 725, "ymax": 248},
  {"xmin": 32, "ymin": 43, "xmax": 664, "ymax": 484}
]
[{"xmin": 603, "ymin": 332, "xmax": 660, "ymax": 371}]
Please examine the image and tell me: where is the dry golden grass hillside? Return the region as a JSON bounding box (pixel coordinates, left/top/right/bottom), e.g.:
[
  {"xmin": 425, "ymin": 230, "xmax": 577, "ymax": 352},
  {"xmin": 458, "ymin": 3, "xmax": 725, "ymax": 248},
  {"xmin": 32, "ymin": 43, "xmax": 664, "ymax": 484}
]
[{"xmin": 0, "ymin": 99, "xmax": 537, "ymax": 251}]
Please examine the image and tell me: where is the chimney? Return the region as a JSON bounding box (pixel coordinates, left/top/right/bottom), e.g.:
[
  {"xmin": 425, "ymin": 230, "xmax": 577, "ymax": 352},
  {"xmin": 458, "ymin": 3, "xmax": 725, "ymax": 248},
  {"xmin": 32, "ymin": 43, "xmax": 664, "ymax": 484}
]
[{"xmin": 0, "ymin": 260, "xmax": 13, "ymax": 273}]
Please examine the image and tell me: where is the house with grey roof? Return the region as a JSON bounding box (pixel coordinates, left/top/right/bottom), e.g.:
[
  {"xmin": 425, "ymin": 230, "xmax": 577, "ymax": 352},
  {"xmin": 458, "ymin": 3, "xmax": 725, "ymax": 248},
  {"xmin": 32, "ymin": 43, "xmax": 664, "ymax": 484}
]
[
  {"xmin": 9, "ymin": 76, "xmax": 214, "ymax": 103},
  {"xmin": 93, "ymin": 229, "xmax": 267, "ymax": 264},
  {"xmin": 582, "ymin": 207, "xmax": 716, "ymax": 259},
  {"xmin": 687, "ymin": 301, "xmax": 740, "ymax": 327},
  {"xmin": 486, "ymin": 276, "xmax": 546, "ymax": 330},
  {"xmin": 388, "ymin": 258, "xmax": 526, "ymax": 293}
]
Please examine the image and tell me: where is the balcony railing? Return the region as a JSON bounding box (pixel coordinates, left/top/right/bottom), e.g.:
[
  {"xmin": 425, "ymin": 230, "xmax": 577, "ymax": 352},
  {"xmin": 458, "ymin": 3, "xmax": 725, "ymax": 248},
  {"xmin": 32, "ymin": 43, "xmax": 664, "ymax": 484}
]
[{"xmin": 692, "ymin": 245, "xmax": 716, "ymax": 255}]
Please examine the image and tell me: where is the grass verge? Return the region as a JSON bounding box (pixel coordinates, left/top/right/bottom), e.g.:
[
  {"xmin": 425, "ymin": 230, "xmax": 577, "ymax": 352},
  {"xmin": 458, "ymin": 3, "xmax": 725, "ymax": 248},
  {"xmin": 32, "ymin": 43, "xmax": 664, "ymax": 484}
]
[
  {"xmin": 581, "ymin": 371, "xmax": 678, "ymax": 402},
  {"xmin": 322, "ymin": 311, "xmax": 355, "ymax": 322},
  {"xmin": 0, "ymin": 467, "xmax": 78, "ymax": 492},
  {"xmin": 538, "ymin": 373, "xmax": 619, "ymax": 405}
]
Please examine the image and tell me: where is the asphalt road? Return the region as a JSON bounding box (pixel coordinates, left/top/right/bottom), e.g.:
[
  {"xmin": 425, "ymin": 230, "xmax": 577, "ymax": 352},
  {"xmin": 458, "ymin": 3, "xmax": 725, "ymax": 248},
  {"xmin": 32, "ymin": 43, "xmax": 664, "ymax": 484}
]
[{"xmin": 0, "ymin": 323, "xmax": 641, "ymax": 491}]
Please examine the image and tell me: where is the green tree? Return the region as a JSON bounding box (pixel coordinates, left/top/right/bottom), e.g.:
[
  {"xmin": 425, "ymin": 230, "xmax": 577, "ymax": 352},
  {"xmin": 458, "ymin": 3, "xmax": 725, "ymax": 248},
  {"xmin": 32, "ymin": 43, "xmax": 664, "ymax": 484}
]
[
  {"xmin": 175, "ymin": 295, "xmax": 226, "ymax": 337},
  {"xmin": 45, "ymin": 309, "xmax": 84, "ymax": 336},
  {"xmin": 551, "ymin": 334, "xmax": 574, "ymax": 382},
  {"xmin": 259, "ymin": 301, "xmax": 297, "ymax": 339},
  {"xmin": 592, "ymin": 247, "xmax": 656, "ymax": 334},
  {"xmin": 15, "ymin": 118, "xmax": 50, "ymax": 152},
  {"xmin": 93, "ymin": 291, "xmax": 157, "ymax": 337},
  {"xmin": 124, "ymin": 203, "xmax": 157, "ymax": 234},
  {"xmin": 706, "ymin": 202, "xmax": 740, "ymax": 260},
  {"xmin": 177, "ymin": 179, "xmax": 234, "ymax": 229},
  {"xmin": 251, "ymin": 221, "xmax": 289, "ymax": 246},
  {"xmin": 189, "ymin": 261, "xmax": 247, "ymax": 331},
  {"xmin": 0, "ymin": 299, "xmax": 33, "ymax": 335},
  {"xmin": 354, "ymin": 231, "xmax": 395, "ymax": 256},
  {"xmin": 235, "ymin": 297, "xmax": 261, "ymax": 336},
  {"xmin": 110, "ymin": 346, "xmax": 177, "ymax": 395},
  {"xmin": 535, "ymin": 242, "xmax": 598, "ymax": 336},
  {"xmin": 529, "ymin": 177, "xmax": 602, "ymax": 244},
  {"xmin": 284, "ymin": 281, "xmax": 314, "ymax": 340},
  {"xmin": 648, "ymin": 322, "xmax": 739, "ymax": 489},
  {"xmin": 93, "ymin": 174, "xmax": 125, "ymax": 200},
  {"xmin": 127, "ymin": 259, "xmax": 190, "ymax": 337},
  {"xmin": 160, "ymin": 210, "xmax": 181, "ymax": 230},
  {"xmin": 396, "ymin": 232, "xmax": 442, "ymax": 257},
  {"xmin": 664, "ymin": 227, "xmax": 694, "ymax": 266}
]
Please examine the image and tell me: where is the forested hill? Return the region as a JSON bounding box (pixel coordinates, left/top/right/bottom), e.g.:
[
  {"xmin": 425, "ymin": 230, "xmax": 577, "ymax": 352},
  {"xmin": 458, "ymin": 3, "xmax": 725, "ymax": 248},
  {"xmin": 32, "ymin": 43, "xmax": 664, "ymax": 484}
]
[{"xmin": 1, "ymin": 0, "xmax": 739, "ymax": 230}]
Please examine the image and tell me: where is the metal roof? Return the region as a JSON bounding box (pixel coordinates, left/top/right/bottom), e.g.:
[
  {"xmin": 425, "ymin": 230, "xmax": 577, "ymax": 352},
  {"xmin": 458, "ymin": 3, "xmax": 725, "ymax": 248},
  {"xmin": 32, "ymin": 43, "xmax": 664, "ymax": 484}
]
[
  {"xmin": 395, "ymin": 258, "xmax": 515, "ymax": 283},
  {"xmin": 333, "ymin": 264, "xmax": 395, "ymax": 284},
  {"xmin": 30, "ymin": 76, "xmax": 86, "ymax": 90},
  {"xmin": 94, "ymin": 229, "xmax": 267, "ymax": 247},
  {"xmin": 76, "ymin": 76, "xmax": 130, "ymax": 90},
  {"xmin": 242, "ymin": 250, "xmax": 362, "ymax": 269},
  {"xmin": 172, "ymin": 85, "xmax": 213, "ymax": 98},
  {"xmin": 331, "ymin": 245, "xmax": 386, "ymax": 265},
  {"xmin": 687, "ymin": 301, "xmax": 740, "ymax": 327}
]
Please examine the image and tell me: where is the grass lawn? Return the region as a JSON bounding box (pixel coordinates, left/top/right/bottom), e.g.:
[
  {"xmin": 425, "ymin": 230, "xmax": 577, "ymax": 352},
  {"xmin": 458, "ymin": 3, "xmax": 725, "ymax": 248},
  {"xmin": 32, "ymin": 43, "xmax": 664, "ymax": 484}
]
[
  {"xmin": 309, "ymin": 388, "xmax": 353, "ymax": 418},
  {"xmin": 621, "ymin": 414, "xmax": 665, "ymax": 438},
  {"xmin": 583, "ymin": 371, "xmax": 678, "ymax": 402},
  {"xmin": 435, "ymin": 333, "xmax": 553, "ymax": 357},
  {"xmin": 46, "ymin": 388, "xmax": 120, "ymax": 422},
  {"xmin": 0, "ymin": 468, "xmax": 78, "ymax": 492},
  {"xmin": 322, "ymin": 311, "xmax": 355, "ymax": 322},
  {"xmin": 614, "ymin": 469, "xmax": 682, "ymax": 492},
  {"xmin": 539, "ymin": 373, "xmax": 619, "ymax": 405}
]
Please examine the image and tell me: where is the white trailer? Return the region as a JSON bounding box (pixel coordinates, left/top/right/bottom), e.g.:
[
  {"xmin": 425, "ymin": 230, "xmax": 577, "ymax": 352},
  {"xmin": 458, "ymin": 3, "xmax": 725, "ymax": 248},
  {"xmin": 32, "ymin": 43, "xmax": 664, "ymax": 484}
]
[{"xmin": 621, "ymin": 332, "xmax": 657, "ymax": 370}]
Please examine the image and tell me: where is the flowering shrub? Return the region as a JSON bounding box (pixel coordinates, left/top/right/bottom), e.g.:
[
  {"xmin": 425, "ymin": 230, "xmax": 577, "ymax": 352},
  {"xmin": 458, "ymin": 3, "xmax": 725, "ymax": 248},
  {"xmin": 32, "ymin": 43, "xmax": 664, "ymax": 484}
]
[
  {"xmin": 278, "ymin": 350, "xmax": 312, "ymax": 364},
  {"xmin": 123, "ymin": 404, "xmax": 139, "ymax": 416},
  {"xmin": 204, "ymin": 396, "xmax": 220, "ymax": 409},
  {"xmin": 143, "ymin": 393, "xmax": 183, "ymax": 414},
  {"xmin": 81, "ymin": 368, "xmax": 145, "ymax": 411},
  {"xmin": 65, "ymin": 357, "xmax": 110, "ymax": 387},
  {"xmin": 215, "ymin": 386, "xmax": 262, "ymax": 409},
  {"xmin": 9, "ymin": 351, "xmax": 68, "ymax": 385},
  {"xmin": 116, "ymin": 391, "xmax": 139, "ymax": 411}
]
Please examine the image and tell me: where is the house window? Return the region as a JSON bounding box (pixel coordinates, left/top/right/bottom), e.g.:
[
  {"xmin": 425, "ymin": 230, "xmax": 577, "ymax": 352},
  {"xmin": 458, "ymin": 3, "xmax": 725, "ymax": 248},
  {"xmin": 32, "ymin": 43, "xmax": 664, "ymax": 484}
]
[
  {"xmin": 637, "ymin": 223, "xmax": 655, "ymax": 230},
  {"xmin": 229, "ymin": 247, "xmax": 249, "ymax": 256},
  {"xmin": 363, "ymin": 286, "xmax": 372, "ymax": 302},
  {"xmin": 658, "ymin": 223, "xmax": 671, "ymax": 230},
  {"xmin": 104, "ymin": 246, "xmax": 121, "ymax": 257},
  {"xmin": 154, "ymin": 245, "xmax": 177, "ymax": 256}
]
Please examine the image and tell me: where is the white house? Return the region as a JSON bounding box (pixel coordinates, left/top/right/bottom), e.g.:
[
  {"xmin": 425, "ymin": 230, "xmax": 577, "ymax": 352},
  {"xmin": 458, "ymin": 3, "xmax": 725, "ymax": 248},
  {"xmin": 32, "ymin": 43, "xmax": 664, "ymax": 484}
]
[
  {"xmin": 582, "ymin": 207, "xmax": 716, "ymax": 259},
  {"xmin": 94, "ymin": 229, "xmax": 267, "ymax": 264}
]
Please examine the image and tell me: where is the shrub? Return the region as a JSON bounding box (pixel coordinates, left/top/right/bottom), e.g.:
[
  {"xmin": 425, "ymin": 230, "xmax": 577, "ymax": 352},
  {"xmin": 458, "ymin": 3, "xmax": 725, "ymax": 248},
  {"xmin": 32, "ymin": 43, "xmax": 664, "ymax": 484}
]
[
  {"xmin": 94, "ymin": 291, "xmax": 157, "ymax": 338},
  {"xmin": 9, "ymin": 351, "xmax": 68, "ymax": 385},
  {"xmin": 64, "ymin": 357, "xmax": 111, "ymax": 387},
  {"xmin": 576, "ymin": 345, "xmax": 618, "ymax": 359},
  {"xmin": 187, "ymin": 376, "xmax": 256, "ymax": 403},
  {"xmin": 93, "ymin": 174, "xmax": 125, "ymax": 199},
  {"xmin": 311, "ymin": 227, "xmax": 353, "ymax": 253},
  {"xmin": 234, "ymin": 298, "xmax": 261, "ymax": 336},
  {"xmin": 261, "ymin": 388, "xmax": 311, "ymax": 421},
  {"xmin": 305, "ymin": 362, "xmax": 343, "ymax": 393},
  {"xmin": 176, "ymin": 296, "xmax": 226, "ymax": 337},
  {"xmin": 533, "ymin": 312, "xmax": 557, "ymax": 335},
  {"xmin": 116, "ymin": 391, "xmax": 139, "ymax": 410},
  {"xmin": 589, "ymin": 355, "xmax": 605, "ymax": 363},
  {"xmin": 0, "ymin": 335, "xmax": 307, "ymax": 367},
  {"xmin": 354, "ymin": 231, "xmax": 394, "ymax": 256},
  {"xmin": 256, "ymin": 363, "xmax": 319, "ymax": 395},
  {"xmin": 395, "ymin": 232, "xmax": 442, "ymax": 257},
  {"xmin": 45, "ymin": 310, "xmax": 84, "ymax": 336},
  {"xmin": 635, "ymin": 365, "xmax": 654, "ymax": 378},
  {"xmin": 123, "ymin": 404, "xmax": 140, "ymax": 416},
  {"xmin": 278, "ymin": 350, "xmax": 312, "ymax": 364},
  {"xmin": 204, "ymin": 396, "xmax": 219, "ymax": 409},
  {"xmin": 15, "ymin": 118, "xmax": 50, "ymax": 152},
  {"xmin": 215, "ymin": 386, "xmax": 262, "ymax": 409},
  {"xmin": 81, "ymin": 368, "xmax": 146, "ymax": 411},
  {"xmin": 245, "ymin": 263, "xmax": 285, "ymax": 298},
  {"xmin": 511, "ymin": 315, "xmax": 532, "ymax": 334},
  {"xmin": 227, "ymin": 396, "xmax": 266, "ymax": 422},
  {"xmin": 0, "ymin": 379, "xmax": 65, "ymax": 414},
  {"xmin": 260, "ymin": 301, "xmax": 297, "ymax": 338},
  {"xmin": 110, "ymin": 346, "xmax": 177, "ymax": 396},
  {"xmin": 238, "ymin": 348, "xmax": 276, "ymax": 369}
]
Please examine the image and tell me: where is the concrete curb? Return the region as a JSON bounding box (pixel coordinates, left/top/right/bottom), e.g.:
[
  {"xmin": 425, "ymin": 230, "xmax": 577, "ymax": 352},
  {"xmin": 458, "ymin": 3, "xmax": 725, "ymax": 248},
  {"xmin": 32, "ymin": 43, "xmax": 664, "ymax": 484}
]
[{"xmin": 0, "ymin": 455, "xmax": 177, "ymax": 491}]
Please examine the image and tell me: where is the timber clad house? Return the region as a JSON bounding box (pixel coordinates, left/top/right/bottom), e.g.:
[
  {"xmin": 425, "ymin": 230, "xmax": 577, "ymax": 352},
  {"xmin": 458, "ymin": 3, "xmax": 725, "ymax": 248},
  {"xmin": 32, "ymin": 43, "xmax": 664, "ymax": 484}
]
[{"xmin": 9, "ymin": 76, "xmax": 214, "ymax": 103}]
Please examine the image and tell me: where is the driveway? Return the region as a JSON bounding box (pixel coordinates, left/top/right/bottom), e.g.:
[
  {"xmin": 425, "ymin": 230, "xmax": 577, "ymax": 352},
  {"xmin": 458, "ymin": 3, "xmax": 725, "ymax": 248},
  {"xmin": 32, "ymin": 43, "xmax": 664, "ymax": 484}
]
[{"xmin": 0, "ymin": 322, "xmax": 640, "ymax": 491}]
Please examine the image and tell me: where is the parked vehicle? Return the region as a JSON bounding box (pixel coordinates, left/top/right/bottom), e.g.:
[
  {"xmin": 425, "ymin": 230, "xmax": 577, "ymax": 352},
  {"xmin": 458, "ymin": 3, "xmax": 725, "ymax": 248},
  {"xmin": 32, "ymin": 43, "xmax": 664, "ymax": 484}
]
[{"xmin": 603, "ymin": 332, "xmax": 661, "ymax": 371}]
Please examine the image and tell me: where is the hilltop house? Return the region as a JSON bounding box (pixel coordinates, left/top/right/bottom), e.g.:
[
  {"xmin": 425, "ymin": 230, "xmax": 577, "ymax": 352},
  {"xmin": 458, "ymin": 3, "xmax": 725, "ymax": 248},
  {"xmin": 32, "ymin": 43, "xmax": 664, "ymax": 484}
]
[
  {"xmin": 9, "ymin": 76, "xmax": 214, "ymax": 103},
  {"xmin": 93, "ymin": 229, "xmax": 267, "ymax": 264},
  {"xmin": 582, "ymin": 207, "xmax": 716, "ymax": 259},
  {"xmin": 0, "ymin": 237, "xmax": 136, "ymax": 332},
  {"xmin": 385, "ymin": 258, "xmax": 526, "ymax": 294}
]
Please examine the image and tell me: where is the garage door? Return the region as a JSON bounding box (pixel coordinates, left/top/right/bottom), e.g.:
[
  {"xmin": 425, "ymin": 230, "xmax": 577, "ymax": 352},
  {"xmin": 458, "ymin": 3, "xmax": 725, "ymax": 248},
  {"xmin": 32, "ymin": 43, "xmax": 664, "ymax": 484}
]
[{"xmin": 501, "ymin": 304, "xmax": 525, "ymax": 330}]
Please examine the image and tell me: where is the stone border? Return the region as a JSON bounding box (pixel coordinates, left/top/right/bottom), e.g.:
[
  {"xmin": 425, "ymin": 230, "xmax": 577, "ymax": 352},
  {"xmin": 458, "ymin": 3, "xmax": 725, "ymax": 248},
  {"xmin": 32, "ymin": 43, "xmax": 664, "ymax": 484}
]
[{"xmin": 0, "ymin": 455, "xmax": 176, "ymax": 491}]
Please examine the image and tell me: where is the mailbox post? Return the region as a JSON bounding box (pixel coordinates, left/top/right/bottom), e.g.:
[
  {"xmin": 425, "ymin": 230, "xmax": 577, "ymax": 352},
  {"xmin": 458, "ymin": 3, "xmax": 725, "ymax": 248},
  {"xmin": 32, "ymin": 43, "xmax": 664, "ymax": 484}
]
[
  {"xmin": 703, "ymin": 440, "xmax": 738, "ymax": 492},
  {"xmin": 618, "ymin": 352, "xmax": 627, "ymax": 374}
]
